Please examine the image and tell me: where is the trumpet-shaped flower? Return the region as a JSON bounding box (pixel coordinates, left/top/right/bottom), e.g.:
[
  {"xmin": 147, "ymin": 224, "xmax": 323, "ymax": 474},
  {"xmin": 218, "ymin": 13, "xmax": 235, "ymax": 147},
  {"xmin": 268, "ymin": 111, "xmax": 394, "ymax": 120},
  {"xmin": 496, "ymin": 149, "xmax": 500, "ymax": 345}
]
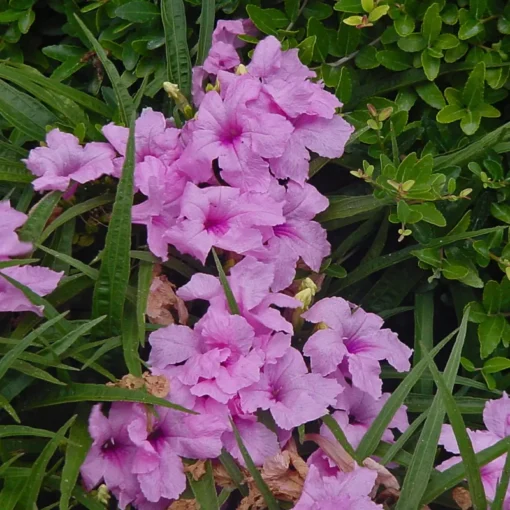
[{"xmin": 0, "ymin": 201, "xmax": 31, "ymax": 260}]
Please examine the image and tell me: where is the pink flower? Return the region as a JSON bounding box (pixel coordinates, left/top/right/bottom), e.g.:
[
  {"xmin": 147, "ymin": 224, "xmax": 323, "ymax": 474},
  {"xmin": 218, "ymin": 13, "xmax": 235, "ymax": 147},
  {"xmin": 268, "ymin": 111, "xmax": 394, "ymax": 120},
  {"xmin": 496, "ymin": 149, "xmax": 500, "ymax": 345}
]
[
  {"xmin": 323, "ymin": 375, "xmax": 408, "ymax": 449},
  {"xmin": 23, "ymin": 129, "xmax": 115, "ymax": 192},
  {"xmin": 187, "ymin": 76, "xmax": 293, "ymax": 191},
  {"xmin": 177, "ymin": 256, "xmax": 299, "ymax": 335},
  {"xmin": 0, "ymin": 265, "xmax": 63, "ymax": 315},
  {"xmin": 0, "ymin": 201, "xmax": 31, "ymax": 260},
  {"xmin": 239, "ymin": 347, "xmax": 341, "ymax": 430},
  {"xmin": 302, "ymin": 297, "xmax": 412, "ymax": 398},
  {"xmin": 103, "ymin": 108, "xmax": 182, "ymax": 185},
  {"xmin": 81, "ymin": 404, "xmax": 140, "ymax": 503},
  {"xmin": 438, "ymin": 393, "xmax": 510, "ymax": 500},
  {"xmin": 165, "ymin": 183, "xmax": 285, "ymax": 264},
  {"xmin": 294, "ymin": 464, "xmax": 382, "ymax": 510},
  {"xmin": 127, "ymin": 404, "xmax": 226, "ymax": 502}
]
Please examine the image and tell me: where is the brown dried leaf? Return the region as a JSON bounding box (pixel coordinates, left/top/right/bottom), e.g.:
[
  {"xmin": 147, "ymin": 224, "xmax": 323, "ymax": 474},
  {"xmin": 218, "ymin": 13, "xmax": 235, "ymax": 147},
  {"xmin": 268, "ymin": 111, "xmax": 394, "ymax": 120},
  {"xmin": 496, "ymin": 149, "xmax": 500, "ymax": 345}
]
[
  {"xmin": 143, "ymin": 372, "xmax": 170, "ymax": 398},
  {"xmin": 106, "ymin": 374, "xmax": 144, "ymax": 391},
  {"xmin": 184, "ymin": 460, "xmax": 207, "ymax": 482},
  {"xmin": 212, "ymin": 462, "xmax": 238, "ymax": 490},
  {"xmin": 452, "ymin": 486, "xmax": 473, "ymax": 510},
  {"xmin": 167, "ymin": 500, "xmax": 198, "ymax": 510},
  {"xmin": 146, "ymin": 271, "xmax": 189, "ymax": 326}
]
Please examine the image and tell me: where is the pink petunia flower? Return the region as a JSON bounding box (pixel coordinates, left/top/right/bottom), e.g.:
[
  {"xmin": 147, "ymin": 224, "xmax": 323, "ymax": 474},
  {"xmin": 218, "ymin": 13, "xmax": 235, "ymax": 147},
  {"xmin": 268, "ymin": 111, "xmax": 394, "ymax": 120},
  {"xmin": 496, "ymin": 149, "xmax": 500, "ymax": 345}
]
[
  {"xmin": 438, "ymin": 392, "xmax": 510, "ymax": 501},
  {"xmin": 187, "ymin": 75, "xmax": 293, "ymax": 192},
  {"xmin": 23, "ymin": 129, "xmax": 116, "ymax": 192},
  {"xmin": 302, "ymin": 297, "xmax": 412, "ymax": 398},
  {"xmin": 294, "ymin": 464, "xmax": 383, "ymax": 509},
  {"xmin": 164, "ymin": 182, "xmax": 285, "ymax": 264},
  {"xmin": 0, "ymin": 201, "xmax": 32, "ymax": 260},
  {"xmin": 239, "ymin": 347, "xmax": 341, "ymax": 430},
  {"xmin": 0, "ymin": 265, "xmax": 63, "ymax": 315},
  {"xmin": 177, "ymin": 256, "xmax": 300, "ymax": 335}
]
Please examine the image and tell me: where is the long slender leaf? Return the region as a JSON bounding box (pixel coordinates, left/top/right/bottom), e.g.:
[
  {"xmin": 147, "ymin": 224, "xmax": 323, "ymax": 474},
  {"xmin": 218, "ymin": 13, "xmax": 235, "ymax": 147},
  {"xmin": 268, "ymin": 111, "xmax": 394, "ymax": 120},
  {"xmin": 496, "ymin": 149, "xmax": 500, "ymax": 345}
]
[
  {"xmin": 161, "ymin": 0, "xmax": 192, "ymax": 97},
  {"xmin": 136, "ymin": 260, "xmax": 153, "ymax": 345},
  {"xmin": 21, "ymin": 416, "xmax": 76, "ymax": 510},
  {"xmin": 122, "ymin": 302, "xmax": 142, "ymax": 376},
  {"xmin": 219, "ymin": 449, "xmax": 248, "ymax": 497},
  {"xmin": 48, "ymin": 316, "xmax": 106, "ymax": 357},
  {"xmin": 395, "ymin": 310, "xmax": 469, "ymax": 510},
  {"xmin": 92, "ymin": 116, "xmax": 135, "ymax": 336},
  {"xmin": 490, "ymin": 447, "xmax": 510, "ymax": 510},
  {"xmin": 196, "ymin": 0, "xmax": 215, "ymax": 65},
  {"xmin": 11, "ymin": 359, "xmax": 65, "ymax": 385},
  {"xmin": 60, "ymin": 416, "xmax": 91, "ymax": 510},
  {"xmin": 20, "ymin": 191, "xmax": 62, "ymax": 245},
  {"xmin": 423, "ymin": 346, "xmax": 487, "ymax": 509},
  {"xmin": 0, "ymin": 426, "xmax": 55, "ymax": 439},
  {"xmin": 322, "ymin": 414, "xmax": 361, "ymax": 464},
  {"xmin": 187, "ymin": 460, "xmax": 219, "ymax": 510},
  {"xmin": 0, "ymin": 159, "xmax": 34, "ymax": 183},
  {"xmin": 212, "ymin": 248, "xmax": 240, "ymax": 315},
  {"xmin": 36, "ymin": 244, "xmax": 99, "ymax": 280},
  {"xmin": 229, "ymin": 418, "xmax": 280, "ymax": 510},
  {"xmin": 74, "ymin": 16, "xmax": 133, "ymax": 124},
  {"xmin": 22, "ymin": 383, "xmax": 195, "ymax": 413},
  {"xmin": 356, "ymin": 327, "xmax": 457, "ymax": 460},
  {"xmin": 78, "ymin": 336, "xmax": 121, "ymax": 369},
  {"xmin": 414, "ymin": 291, "xmax": 434, "ymax": 394},
  {"xmin": 0, "ymin": 394, "xmax": 20, "ymax": 422}
]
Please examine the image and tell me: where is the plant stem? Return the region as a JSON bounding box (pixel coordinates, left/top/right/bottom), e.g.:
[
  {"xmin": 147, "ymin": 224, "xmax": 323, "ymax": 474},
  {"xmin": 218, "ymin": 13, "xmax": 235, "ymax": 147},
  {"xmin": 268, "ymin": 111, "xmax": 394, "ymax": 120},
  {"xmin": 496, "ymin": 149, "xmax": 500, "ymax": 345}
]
[
  {"xmin": 286, "ymin": 0, "xmax": 310, "ymax": 31},
  {"xmin": 329, "ymin": 36, "xmax": 382, "ymax": 67}
]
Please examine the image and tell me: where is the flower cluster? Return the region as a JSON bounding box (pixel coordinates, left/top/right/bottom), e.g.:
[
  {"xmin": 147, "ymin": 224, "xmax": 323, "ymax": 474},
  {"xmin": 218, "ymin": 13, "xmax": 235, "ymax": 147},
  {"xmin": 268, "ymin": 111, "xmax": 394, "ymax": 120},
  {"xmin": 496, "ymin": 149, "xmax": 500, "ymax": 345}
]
[
  {"xmin": 21, "ymin": 18, "xmax": 415, "ymax": 510},
  {"xmin": 0, "ymin": 201, "xmax": 62, "ymax": 314}
]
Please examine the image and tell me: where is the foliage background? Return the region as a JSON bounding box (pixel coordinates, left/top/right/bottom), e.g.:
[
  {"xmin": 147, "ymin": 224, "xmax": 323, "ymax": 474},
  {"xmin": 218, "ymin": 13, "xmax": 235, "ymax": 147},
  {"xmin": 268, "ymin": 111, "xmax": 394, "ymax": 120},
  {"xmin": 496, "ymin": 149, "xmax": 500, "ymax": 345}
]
[{"xmin": 1, "ymin": 0, "xmax": 510, "ymax": 509}]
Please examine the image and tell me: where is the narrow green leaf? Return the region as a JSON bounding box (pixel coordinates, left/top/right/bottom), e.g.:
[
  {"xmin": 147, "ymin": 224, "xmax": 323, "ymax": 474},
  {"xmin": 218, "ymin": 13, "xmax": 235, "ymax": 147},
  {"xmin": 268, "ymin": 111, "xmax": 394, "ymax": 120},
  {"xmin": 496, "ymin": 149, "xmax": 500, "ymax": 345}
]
[
  {"xmin": 196, "ymin": 0, "xmax": 215, "ymax": 66},
  {"xmin": 122, "ymin": 302, "xmax": 142, "ymax": 376},
  {"xmin": 0, "ymin": 394, "xmax": 21, "ymax": 423},
  {"xmin": 491, "ymin": 447, "xmax": 510, "ymax": 510},
  {"xmin": 229, "ymin": 418, "xmax": 279, "ymax": 510},
  {"xmin": 92, "ymin": 116, "xmax": 136, "ymax": 337},
  {"xmin": 23, "ymin": 383, "xmax": 195, "ymax": 414},
  {"xmin": 0, "ymin": 425, "xmax": 55, "ymax": 439},
  {"xmin": 36, "ymin": 244, "xmax": 99, "ymax": 280},
  {"xmin": 322, "ymin": 414, "xmax": 361, "ymax": 463},
  {"xmin": 161, "ymin": 0, "xmax": 192, "ymax": 98},
  {"xmin": 136, "ymin": 261, "xmax": 153, "ymax": 345},
  {"xmin": 414, "ymin": 291, "xmax": 434, "ymax": 394},
  {"xmin": 318, "ymin": 195, "xmax": 386, "ymax": 222},
  {"xmin": 21, "ymin": 416, "xmax": 76, "ymax": 510},
  {"xmin": 187, "ymin": 460, "xmax": 219, "ymax": 510},
  {"xmin": 48, "ymin": 316, "xmax": 106, "ymax": 357},
  {"xmin": 20, "ymin": 191, "xmax": 62, "ymax": 245},
  {"xmin": 356, "ymin": 328, "xmax": 455, "ymax": 459},
  {"xmin": 60, "ymin": 416, "xmax": 91, "ymax": 510},
  {"xmin": 212, "ymin": 248, "xmax": 240, "ymax": 315},
  {"xmin": 11, "ymin": 359, "xmax": 66, "ymax": 385},
  {"xmin": 0, "ymin": 159, "xmax": 34, "ymax": 183},
  {"xmin": 0, "ymin": 312, "xmax": 67, "ymax": 381},
  {"xmin": 422, "ymin": 347, "xmax": 487, "ymax": 509},
  {"xmin": 219, "ymin": 449, "xmax": 248, "ymax": 496},
  {"xmin": 74, "ymin": 16, "xmax": 133, "ymax": 125},
  {"xmin": 395, "ymin": 310, "xmax": 469, "ymax": 510}
]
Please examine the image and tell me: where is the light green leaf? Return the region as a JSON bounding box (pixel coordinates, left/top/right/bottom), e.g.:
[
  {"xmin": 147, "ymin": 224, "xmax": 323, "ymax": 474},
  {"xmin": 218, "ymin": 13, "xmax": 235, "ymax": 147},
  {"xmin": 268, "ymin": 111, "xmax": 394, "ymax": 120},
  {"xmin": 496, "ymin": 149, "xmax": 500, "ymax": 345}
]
[
  {"xmin": 483, "ymin": 280, "xmax": 501, "ymax": 315},
  {"xmin": 416, "ymin": 81, "xmax": 445, "ymax": 109},
  {"xmin": 463, "ymin": 62, "xmax": 485, "ymax": 109},
  {"xmin": 397, "ymin": 34, "xmax": 427, "ymax": 53},
  {"xmin": 333, "ymin": 0, "xmax": 363, "ymax": 13},
  {"xmin": 187, "ymin": 460, "xmax": 219, "ymax": 510},
  {"xmin": 115, "ymin": 0, "xmax": 160, "ymax": 22},
  {"xmin": 460, "ymin": 110, "xmax": 482, "ymax": 136},
  {"xmin": 411, "ymin": 203, "xmax": 446, "ymax": 226},
  {"xmin": 196, "ymin": 0, "xmax": 215, "ymax": 66},
  {"xmin": 459, "ymin": 18, "xmax": 484, "ymax": 40},
  {"xmin": 394, "ymin": 15, "xmax": 415, "ymax": 36},
  {"xmin": 422, "ymin": 3, "xmax": 442, "ymax": 45},
  {"xmin": 246, "ymin": 5, "xmax": 289, "ymax": 36},
  {"xmin": 491, "ymin": 203, "xmax": 510, "ymax": 224},
  {"xmin": 437, "ymin": 104, "xmax": 465, "ymax": 123},
  {"xmin": 421, "ymin": 50, "xmax": 440, "ymax": 81},
  {"xmin": 377, "ymin": 49, "xmax": 413, "ymax": 71},
  {"xmin": 483, "ymin": 357, "xmax": 510, "ymax": 374},
  {"xmin": 479, "ymin": 315, "xmax": 506, "ymax": 358}
]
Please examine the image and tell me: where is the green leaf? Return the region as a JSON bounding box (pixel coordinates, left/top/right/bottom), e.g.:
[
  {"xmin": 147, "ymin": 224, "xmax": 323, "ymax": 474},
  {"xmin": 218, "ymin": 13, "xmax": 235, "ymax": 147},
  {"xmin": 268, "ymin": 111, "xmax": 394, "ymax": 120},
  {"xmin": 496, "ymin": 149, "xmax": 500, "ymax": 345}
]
[
  {"xmin": 491, "ymin": 203, "xmax": 510, "ymax": 224},
  {"xmin": 18, "ymin": 9, "xmax": 35, "ymax": 34},
  {"xmin": 19, "ymin": 191, "xmax": 61, "ymax": 245},
  {"xmin": 323, "ymin": 414, "xmax": 361, "ymax": 463},
  {"xmin": 297, "ymin": 36, "xmax": 316, "ymax": 66},
  {"xmin": 196, "ymin": 0, "xmax": 215, "ymax": 66},
  {"xmin": 92, "ymin": 116, "xmax": 135, "ymax": 337},
  {"xmin": 74, "ymin": 16, "xmax": 133, "ymax": 125},
  {"xmin": 463, "ymin": 62, "xmax": 485, "ymax": 109},
  {"xmin": 212, "ymin": 248, "xmax": 240, "ymax": 315},
  {"xmin": 246, "ymin": 5, "xmax": 289, "ymax": 36},
  {"xmin": 394, "ymin": 15, "xmax": 415, "ymax": 36},
  {"xmin": 442, "ymin": 260, "xmax": 469, "ymax": 280},
  {"xmin": 468, "ymin": 301, "xmax": 488, "ymax": 323},
  {"xmin": 60, "ymin": 416, "xmax": 91, "ymax": 510},
  {"xmin": 356, "ymin": 328, "xmax": 455, "ymax": 460},
  {"xmin": 307, "ymin": 17, "xmax": 328, "ymax": 62},
  {"xmin": 415, "ymin": 82, "xmax": 445, "ymax": 109},
  {"xmin": 414, "ymin": 292, "xmax": 434, "ymax": 394},
  {"xmin": 479, "ymin": 315, "xmax": 506, "ymax": 358},
  {"xmin": 115, "ymin": 1, "xmax": 160, "ymax": 23},
  {"xmin": 421, "ymin": 50, "xmax": 440, "ymax": 81},
  {"xmin": 136, "ymin": 261, "xmax": 153, "ymax": 346},
  {"xmin": 187, "ymin": 460, "xmax": 219, "ymax": 510},
  {"xmin": 162, "ymin": 0, "xmax": 192, "ymax": 98},
  {"xmin": 459, "ymin": 18, "xmax": 484, "ymax": 40},
  {"xmin": 483, "ymin": 357, "xmax": 510, "ymax": 374},
  {"xmin": 422, "ymin": 3, "xmax": 442, "ymax": 45},
  {"xmin": 23, "ymin": 383, "xmax": 195, "ymax": 413},
  {"xmin": 0, "ymin": 425, "xmax": 55, "ymax": 439},
  {"xmin": 229, "ymin": 418, "xmax": 279, "ymax": 510},
  {"xmin": 437, "ymin": 104, "xmax": 465, "ymax": 123},
  {"xmin": 397, "ymin": 34, "xmax": 427, "ymax": 53},
  {"xmin": 377, "ymin": 49, "xmax": 413, "ymax": 71},
  {"xmin": 0, "ymin": 394, "xmax": 20, "ymax": 423},
  {"xmin": 0, "ymin": 79, "xmax": 56, "ymax": 140},
  {"xmin": 471, "ymin": 0, "xmax": 487, "ymax": 19},
  {"xmin": 460, "ymin": 109, "xmax": 481, "ymax": 135},
  {"xmin": 285, "ymin": 0, "xmax": 300, "ymax": 21},
  {"xmin": 483, "ymin": 280, "xmax": 501, "ymax": 314},
  {"xmin": 122, "ymin": 302, "xmax": 142, "ymax": 376},
  {"xmin": 368, "ymin": 5, "xmax": 389, "ymax": 22},
  {"xmin": 49, "ymin": 315, "xmax": 106, "ymax": 357},
  {"xmin": 0, "ymin": 158, "xmax": 33, "ymax": 183},
  {"xmin": 219, "ymin": 450, "xmax": 248, "ymax": 496},
  {"xmin": 303, "ymin": 1, "xmax": 333, "ymax": 20},
  {"xmin": 333, "ymin": 0, "xmax": 363, "ymax": 13},
  {"xmin": 20, "ymin": 416, "xmax": 76, "ymax": 510},
  {"xmin": 395, "ymin": 310, "xmax": 469, "ymax": 510},
  {"xmin": 319, "ymin": 195, "xmax": 385, "ymax": 222},
  {"xmin": 491, "ymin": 449, "xmax": 510, "ymax": 510},
  {"xmin": 411, "ymin": 203, "xmax": 446, "ymax": 226},
  {"xmin": 355, "ymin": 45, "xmax": 379, "ymax": 68}
]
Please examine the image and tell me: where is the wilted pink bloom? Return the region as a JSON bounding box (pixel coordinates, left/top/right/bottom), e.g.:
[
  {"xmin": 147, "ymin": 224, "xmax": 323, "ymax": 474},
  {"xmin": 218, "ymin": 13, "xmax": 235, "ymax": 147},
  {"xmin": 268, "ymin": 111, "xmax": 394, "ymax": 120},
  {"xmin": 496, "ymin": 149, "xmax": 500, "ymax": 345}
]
[
  {"xmin": 0, "ymin": 201, "xmax": 31, "ymax": 260},
  {"xmin": 103, "ymin": 108, "xmax": 182, "ymax": 185},
  {"xmin": 239, "ymin": 347, "xmax": 341, "ymax": 430},
  {"xmin": 212, "ymin": 19, "xmax": 256, "ymax": 47},
  {"xmin": 165, "ymin": 183, "xmax": 284, "ymax": 263},
  {"xmin": 248, "ymin": 182, "xmax": 330, "ymax": 291},
  {"xmin": 23, "ymin": 129, "xmax": 115, "ymax": 192},
  {"xmin": 187, "ymin": 76, "xmax": 293, "ymax": 191},
  {"xmin": 0, "ymin": 265, "xmax": 63, "ymax": 315},
  {"xmin": 294, "ymin": 464, "xmax": 382, "ymax": 509},
  {"xmin": 177, "ymin": 256, "xmax": 299, "ymax": 335},
  {"xmin": 302, "ymin": 297, "xmax": 412, "ymax": 398},
  {"xmin": 127, "ymin": 404, "xmax": 226, "ymax": 502},
  {"xmin": 438, "ymin": 392, "xmax": 510, "ymax": 500},
  {"xmin": 81, "ymin": 403, "xmax": 140, "ymax": 504},
  {"xmin": 324, "ymin": 375, "xmax": 408, "ymax": 449}
]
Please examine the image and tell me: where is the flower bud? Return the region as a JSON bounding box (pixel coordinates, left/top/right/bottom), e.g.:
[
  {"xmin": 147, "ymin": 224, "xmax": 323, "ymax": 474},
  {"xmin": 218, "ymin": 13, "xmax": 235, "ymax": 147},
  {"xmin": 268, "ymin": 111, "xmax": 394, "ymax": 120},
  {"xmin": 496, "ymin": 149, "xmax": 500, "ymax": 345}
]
[
  {"xmin": 163, "ymin": 81, "xmax": 192, "ymax": 116},
  {"xmin": 235, "ymin": 64, "xmax": 248, "ymax": 75}
]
